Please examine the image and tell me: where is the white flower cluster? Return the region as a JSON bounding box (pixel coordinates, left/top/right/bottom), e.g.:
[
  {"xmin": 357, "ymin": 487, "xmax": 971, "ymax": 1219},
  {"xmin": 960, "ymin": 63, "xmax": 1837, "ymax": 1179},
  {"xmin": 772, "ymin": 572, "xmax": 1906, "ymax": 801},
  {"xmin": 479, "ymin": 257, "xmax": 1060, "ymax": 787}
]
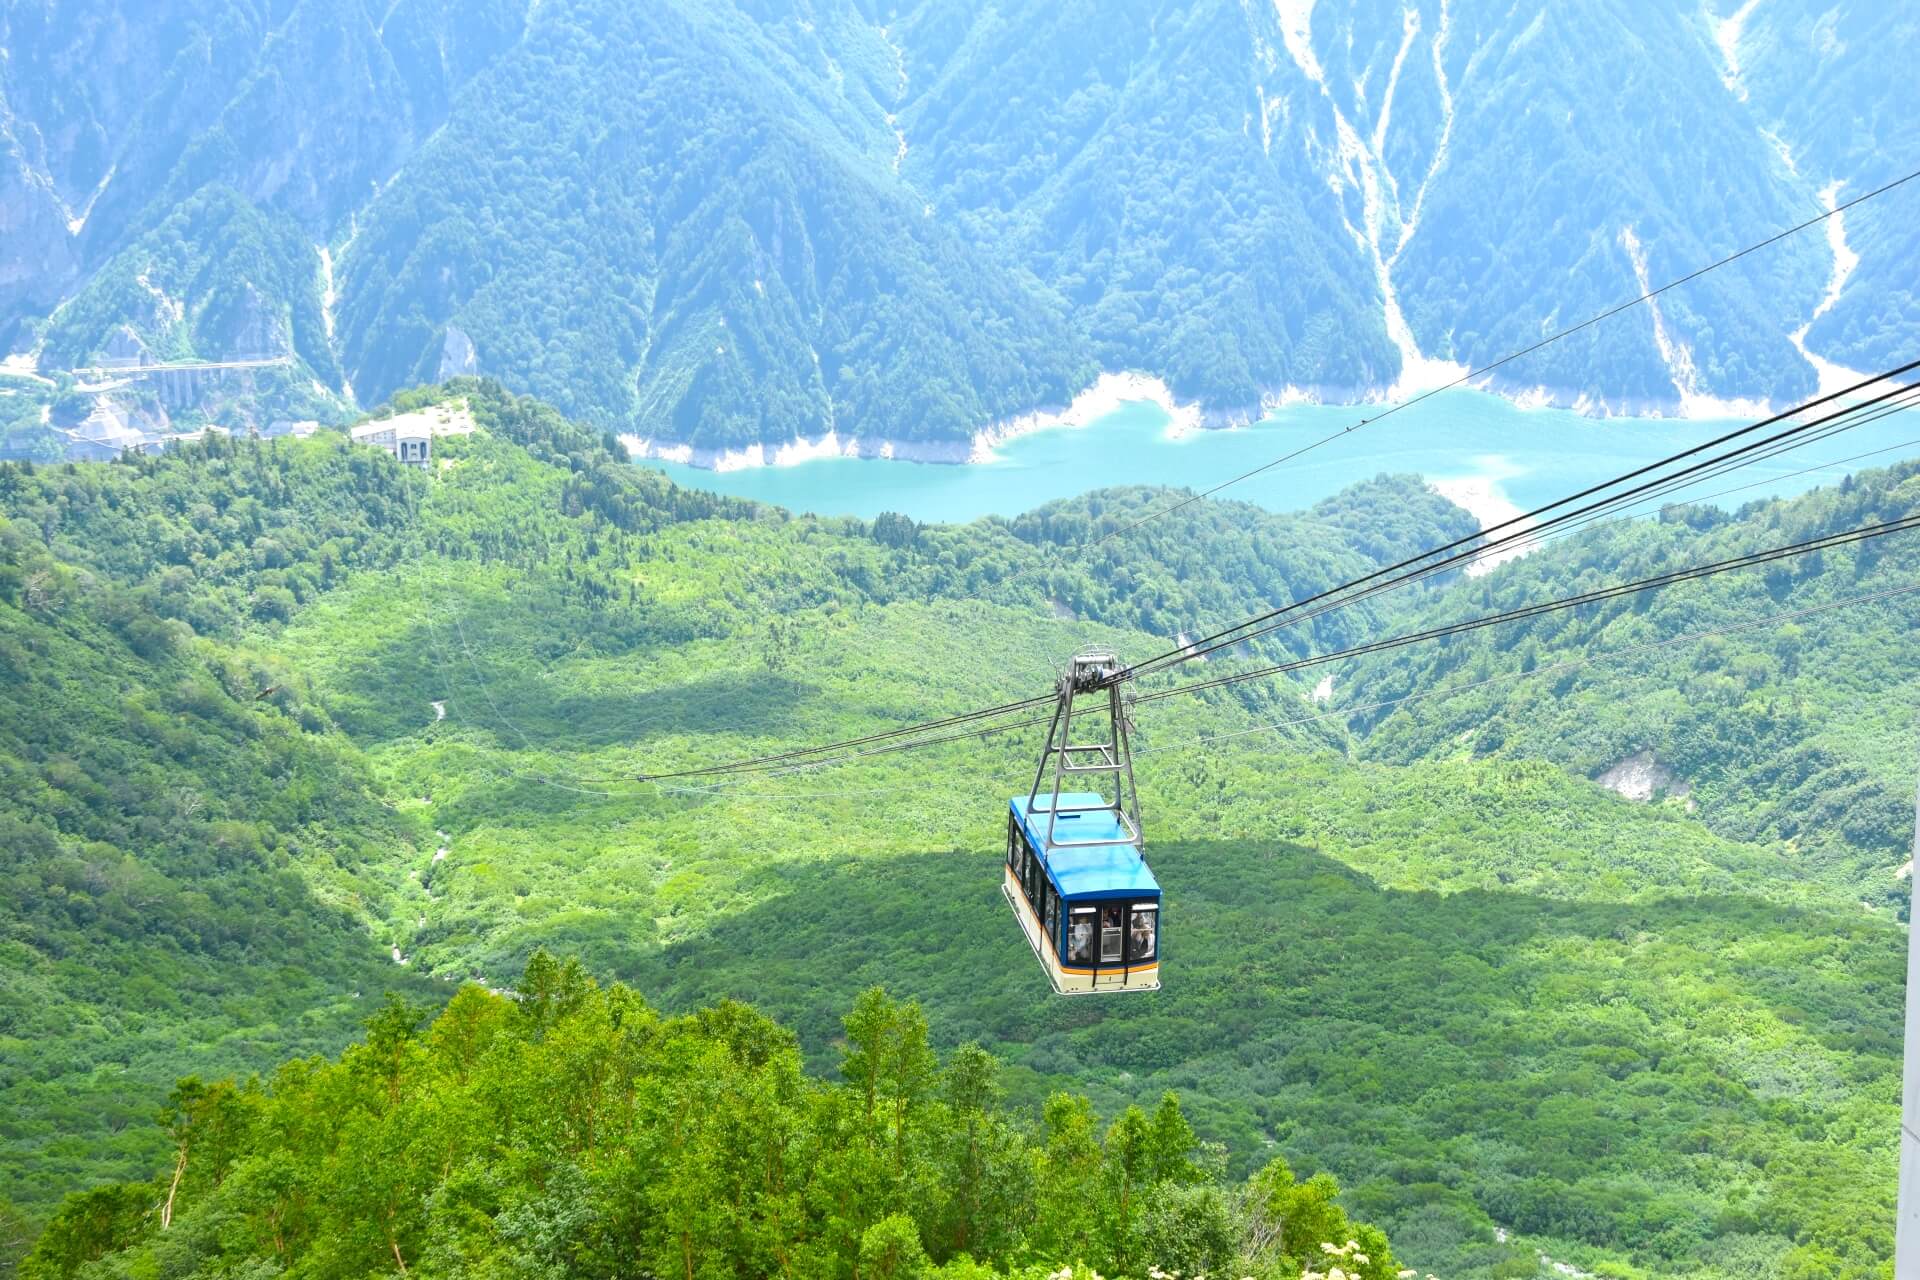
[{"xmin": 1300, "ymin": 1237, "xmax": 1439, "ymax": 1280}]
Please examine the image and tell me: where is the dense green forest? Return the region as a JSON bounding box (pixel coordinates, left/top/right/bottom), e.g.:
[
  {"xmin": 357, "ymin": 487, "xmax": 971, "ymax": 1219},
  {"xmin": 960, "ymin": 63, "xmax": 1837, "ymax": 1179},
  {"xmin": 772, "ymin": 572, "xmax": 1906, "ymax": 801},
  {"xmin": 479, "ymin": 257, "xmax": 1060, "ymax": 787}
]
[
  {"xmin": 0, "ymin": 488, "xmax": 435, "ymax": 1211},
  {"xmin": 14, "ymin": 961, "xmax": 1408, "ymax": 1280},
  {"xmin": 1, "ymin": 379, "xmax": 1914, "ymax": 1278},
  {"xmin": 1345, "ymin": 468, "xmax": 1920, "ymax": 896},
  {"xmin": 6, "ymin": 0, "xmax": 1908, "ymax": 444}
]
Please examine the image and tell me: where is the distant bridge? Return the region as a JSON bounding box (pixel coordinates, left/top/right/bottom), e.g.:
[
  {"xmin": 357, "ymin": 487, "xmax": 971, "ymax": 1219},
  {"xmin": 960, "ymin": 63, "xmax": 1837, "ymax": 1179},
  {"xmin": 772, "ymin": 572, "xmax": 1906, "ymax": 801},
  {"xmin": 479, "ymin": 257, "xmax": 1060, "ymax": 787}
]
[
  {"xmin": 72, "ymin": 356, "xmax": 295, "ymax": 409},
  {"xmin": 75, "ymin": 355, "xmax": 293, "ymax": 378}
]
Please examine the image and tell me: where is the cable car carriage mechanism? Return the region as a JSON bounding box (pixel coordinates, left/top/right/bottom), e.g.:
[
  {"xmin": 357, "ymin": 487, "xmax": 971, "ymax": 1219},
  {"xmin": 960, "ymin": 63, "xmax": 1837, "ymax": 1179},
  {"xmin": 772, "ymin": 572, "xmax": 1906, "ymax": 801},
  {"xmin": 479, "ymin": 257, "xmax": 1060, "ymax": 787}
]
[{"xmin": 1004, "ymin": 648, "xmax": 1161, "ymax": 994}]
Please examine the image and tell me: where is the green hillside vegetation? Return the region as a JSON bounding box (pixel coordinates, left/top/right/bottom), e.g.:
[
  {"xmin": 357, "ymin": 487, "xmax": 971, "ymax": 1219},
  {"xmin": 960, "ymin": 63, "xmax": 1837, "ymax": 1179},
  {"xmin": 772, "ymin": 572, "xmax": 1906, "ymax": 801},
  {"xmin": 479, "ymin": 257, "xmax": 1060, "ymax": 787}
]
[
  {"xmin": 0, "ymin": 501, "xmax": 436, "ymax": 1211},
  {"xmin": 1346, "ymin": 467, "xmax": 1920, "ymax": 896},
  {"xmin": 43, "ymin": 186, "xmax": 338, "ymax": 383},
  {"xmin": 0, "ymin": 381, "xmax": 59, "ymax": 463},
  {"xmin": 2, "ymin": 380, "xmax": 1914, "ymax": 1279},
  {"xmin": 17, "ymin": 963, "xmax": 1407, "ymax": 1280}
]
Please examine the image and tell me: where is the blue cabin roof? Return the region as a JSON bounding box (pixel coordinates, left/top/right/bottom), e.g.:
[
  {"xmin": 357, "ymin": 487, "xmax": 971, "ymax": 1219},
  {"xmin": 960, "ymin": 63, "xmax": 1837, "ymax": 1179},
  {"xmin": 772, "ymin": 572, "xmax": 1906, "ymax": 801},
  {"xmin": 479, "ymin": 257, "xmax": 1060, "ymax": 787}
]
[{"xmin": 1009, "ymin": 794, "xmax": 1161, "ymax": 901}]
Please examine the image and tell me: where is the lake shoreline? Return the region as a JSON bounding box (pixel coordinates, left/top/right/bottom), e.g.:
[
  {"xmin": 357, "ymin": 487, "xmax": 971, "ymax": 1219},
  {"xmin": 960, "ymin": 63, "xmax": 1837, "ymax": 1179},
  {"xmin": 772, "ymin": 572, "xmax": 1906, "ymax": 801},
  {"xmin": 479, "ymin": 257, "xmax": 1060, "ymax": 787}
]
[
  {"xmin": 623, "ymin": 369, "xmax": 1800, "ymax": 474},
  {"xmin": 633, "ymin": 382, "xmax": 1920, "ymax": 528},
  {"xmin": 1428, "ymin": 472, "xmax": 1541, "ymax": 576},
  {"xmin": 622, "ymin": 372, "xmax": 1207, "ymax": 472}
]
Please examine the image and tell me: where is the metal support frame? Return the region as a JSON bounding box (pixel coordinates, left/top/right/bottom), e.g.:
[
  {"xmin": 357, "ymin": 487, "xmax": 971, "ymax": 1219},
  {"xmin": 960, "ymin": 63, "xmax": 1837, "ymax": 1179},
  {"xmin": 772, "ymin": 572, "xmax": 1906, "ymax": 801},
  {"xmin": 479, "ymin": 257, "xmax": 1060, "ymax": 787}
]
[{"xmin": 1026, "ymin": 648, "xmax": 1144, "ymax": 854}]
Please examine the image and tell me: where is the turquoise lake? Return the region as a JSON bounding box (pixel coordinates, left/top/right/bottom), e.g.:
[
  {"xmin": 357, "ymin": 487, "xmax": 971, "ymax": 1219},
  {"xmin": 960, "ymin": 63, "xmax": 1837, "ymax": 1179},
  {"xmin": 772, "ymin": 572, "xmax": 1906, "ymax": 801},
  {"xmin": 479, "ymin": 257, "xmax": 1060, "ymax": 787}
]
[{"xmin": 640, "ymin": 389, "xmax": 1920, "ymax": 525}]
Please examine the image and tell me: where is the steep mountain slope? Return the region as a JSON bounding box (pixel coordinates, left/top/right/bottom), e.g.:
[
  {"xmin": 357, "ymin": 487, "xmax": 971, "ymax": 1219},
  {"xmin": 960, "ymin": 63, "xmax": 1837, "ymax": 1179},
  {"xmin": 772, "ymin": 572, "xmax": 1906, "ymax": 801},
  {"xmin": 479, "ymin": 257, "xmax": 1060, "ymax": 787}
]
[
  {"xmin": 4, "ymin": 0, "xmax": 1913, "ymax": 450},
  {"xmin": 0, "ymin": 500, "xmax": 434, "ymax": 1212},
  {"xmin": 889, "ymin": 0, "xmax": 1401, "ymax": 407},
  {"xmin": 333, "ymin": 0, "xmax": 1092, "ymax": 449},
  {"xmin": 0, "ymin": 0, "xmax": 527, "ymax": 422},
  {"xmin": 1730, "ymin": 0, "xmax": 1920, "ymax": 378},
  {"xmin": 1377, "ymin": 0, "xmax": 1828, "ymax": 407}
]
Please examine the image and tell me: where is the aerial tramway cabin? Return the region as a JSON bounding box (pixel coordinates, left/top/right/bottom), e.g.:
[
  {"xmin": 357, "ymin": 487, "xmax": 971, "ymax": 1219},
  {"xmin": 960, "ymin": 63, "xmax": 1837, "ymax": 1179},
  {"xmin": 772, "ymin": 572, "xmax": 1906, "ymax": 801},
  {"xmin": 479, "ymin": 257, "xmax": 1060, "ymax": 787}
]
[{"xmin": 1004, "ymin": 792, "xmax": 1161, "ymax": 994}]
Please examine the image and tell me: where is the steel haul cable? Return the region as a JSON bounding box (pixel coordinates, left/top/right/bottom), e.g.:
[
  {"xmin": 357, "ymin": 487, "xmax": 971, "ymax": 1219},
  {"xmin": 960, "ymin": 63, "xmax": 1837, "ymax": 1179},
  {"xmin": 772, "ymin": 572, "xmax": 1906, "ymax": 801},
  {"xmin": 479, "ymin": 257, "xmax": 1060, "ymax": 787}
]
[
  {"xmin": 1123, "ymin": 366, "xmax": 1920, "ymax": 677},
  {"xmin": 1137, "ymin": 513, "xmax": 1920, "ymax": 705},
  {"xmin": 669, "ymin": 581, "xmax": 1920, "ymax": 801},
  {"xmin": 1123, "ymin": 381, "xmax": 1920, "ymax": 676},
  {"xmin": 642, "ymin": 509, "xmax": 1920, "ymax": 782}
]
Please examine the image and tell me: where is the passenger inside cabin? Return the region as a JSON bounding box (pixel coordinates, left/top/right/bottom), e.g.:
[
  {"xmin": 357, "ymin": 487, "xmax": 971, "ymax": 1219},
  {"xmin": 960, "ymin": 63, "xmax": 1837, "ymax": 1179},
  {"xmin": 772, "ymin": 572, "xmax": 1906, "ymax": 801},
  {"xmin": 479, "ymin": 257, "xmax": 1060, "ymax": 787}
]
[
  {"xmin": 1068, "ymin": 916, "xmax": 1094, "ymax": 964},
  {"xmin": 1131, "ymin": 911, "xmax": 1155, "ymax": 960}
]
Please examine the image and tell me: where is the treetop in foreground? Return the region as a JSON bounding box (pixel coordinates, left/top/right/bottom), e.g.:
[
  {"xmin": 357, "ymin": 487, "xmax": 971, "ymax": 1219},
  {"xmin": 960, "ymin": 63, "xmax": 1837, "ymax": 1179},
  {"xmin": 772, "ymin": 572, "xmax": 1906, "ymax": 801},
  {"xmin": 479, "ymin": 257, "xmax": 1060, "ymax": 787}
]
[{"xmin": 21, "ymin": 953, "xmax": 1402, "ymax": 1280}]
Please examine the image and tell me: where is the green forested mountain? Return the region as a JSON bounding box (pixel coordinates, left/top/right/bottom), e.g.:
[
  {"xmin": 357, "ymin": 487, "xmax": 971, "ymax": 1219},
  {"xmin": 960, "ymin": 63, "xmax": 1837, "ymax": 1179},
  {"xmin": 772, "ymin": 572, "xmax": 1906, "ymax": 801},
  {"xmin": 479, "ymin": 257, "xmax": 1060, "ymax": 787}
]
[
  {"xmin": 1734, "ymin": 0, "xmax": 1920, "ymax": 375},
  {"xmin": 3, "ymin": 0, "xmax": 1912, "ymax": 449},
  {"xmin": 1, "ymin": 380, "xmax": 1913, "ymax": 1279}
]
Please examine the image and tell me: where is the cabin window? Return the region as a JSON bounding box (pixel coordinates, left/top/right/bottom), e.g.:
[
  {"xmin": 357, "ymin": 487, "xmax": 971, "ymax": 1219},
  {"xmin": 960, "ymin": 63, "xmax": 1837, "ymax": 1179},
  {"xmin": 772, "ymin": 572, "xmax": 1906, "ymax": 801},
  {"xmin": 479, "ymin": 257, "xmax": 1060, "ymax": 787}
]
[
  {"xmin": 1067, "ymin": 908, "xmax": 1096, "ymax": 966},
  {"xmin": 1100, "ymin": 904, "xmax": 1124, "ymax": 964},
  {"xmin": 1129, "ymin": 905, "xmax": 1157, "ymax": 963},
  {"xmin": 1006, "ymin": 817, "xmax": 1018, "ymax": 869},
  {"xmin": 1044, "ymin": 885, "xmax": 1058, "ymax": 951}
]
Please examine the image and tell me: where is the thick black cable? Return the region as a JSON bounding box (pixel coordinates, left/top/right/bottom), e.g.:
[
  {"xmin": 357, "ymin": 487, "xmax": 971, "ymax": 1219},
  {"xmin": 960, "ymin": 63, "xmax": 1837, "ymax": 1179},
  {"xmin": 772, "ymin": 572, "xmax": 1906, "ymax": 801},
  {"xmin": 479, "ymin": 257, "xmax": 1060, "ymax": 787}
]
[
  {"xmin": 1425, "ymin": 386, "xmax": 1920, "ymax": 567},
  {"xmin": 654, "ymin": 580, "xmax": 1920, "ymax": 801},
  {"xmin": 635, "ymin": 691, "xmax": 1057, "ymax": 781},
  {"xmin": 1142, "ymin": 381, "xmax": 1920, "ymax": 673},
  {"xmin": 1138, "ymin": 514, "xmax": 1920, "ymax": 704}
]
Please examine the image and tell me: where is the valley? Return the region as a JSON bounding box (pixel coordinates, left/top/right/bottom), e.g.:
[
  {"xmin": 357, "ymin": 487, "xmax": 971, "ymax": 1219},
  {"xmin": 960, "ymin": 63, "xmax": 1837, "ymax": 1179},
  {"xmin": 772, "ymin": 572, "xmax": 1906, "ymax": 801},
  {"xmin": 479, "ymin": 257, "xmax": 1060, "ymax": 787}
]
[
  {"xmin": 3, "ymin": 3, "xmax": 1918, "ymax": 1274},
  {"xmin": 3, "ymin": 380, "xmax": 1915, "ymax": 1277}
]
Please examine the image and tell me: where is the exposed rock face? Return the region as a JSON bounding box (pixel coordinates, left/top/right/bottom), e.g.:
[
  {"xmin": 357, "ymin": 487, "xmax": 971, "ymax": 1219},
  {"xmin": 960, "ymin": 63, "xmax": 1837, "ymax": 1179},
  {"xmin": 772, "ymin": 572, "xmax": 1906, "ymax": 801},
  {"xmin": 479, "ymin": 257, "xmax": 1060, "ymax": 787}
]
[
  {"xmin": 1597, "ymin": 750, "xmax": 1694, "ymax": 808},
  {"xmin": 0, "ymin": 106, "xmax": 79, "ymax": 342},
  {"xmin": 438, "ymin": 326, "xmax": 478, "ymax": 380},
  {"xmin": 214, "ymin": 281, "xmax": 291, "ymax": 360}
]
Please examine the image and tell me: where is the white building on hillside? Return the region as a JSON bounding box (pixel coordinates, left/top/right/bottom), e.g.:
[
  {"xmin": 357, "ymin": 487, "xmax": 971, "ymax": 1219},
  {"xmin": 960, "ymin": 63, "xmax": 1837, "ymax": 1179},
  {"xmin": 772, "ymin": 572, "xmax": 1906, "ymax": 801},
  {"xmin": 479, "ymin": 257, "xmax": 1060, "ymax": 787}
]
[
  {"xmin": 351, "ymin": 418, "xmax": 433, "ymax": 467},
  {"xmin": 349, "ymin": 400, "xmax": 478, "ymax": 469}
]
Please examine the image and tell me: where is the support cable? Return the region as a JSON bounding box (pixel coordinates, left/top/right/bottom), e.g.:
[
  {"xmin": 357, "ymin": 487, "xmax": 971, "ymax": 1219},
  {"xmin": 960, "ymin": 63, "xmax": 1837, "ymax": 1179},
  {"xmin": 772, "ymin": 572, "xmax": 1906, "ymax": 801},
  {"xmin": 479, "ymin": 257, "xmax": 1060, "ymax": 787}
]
[
  {"xmin": 650, "ymin": 511, "xmax": 1920, "ymax": 782},
  {"xmin": 634, "ymin": 376, "xmax": 1920, "ymax": 781},
  {"xmin": 1124, "ymin": 366, "xmax": 1919, "ymax": 678}
]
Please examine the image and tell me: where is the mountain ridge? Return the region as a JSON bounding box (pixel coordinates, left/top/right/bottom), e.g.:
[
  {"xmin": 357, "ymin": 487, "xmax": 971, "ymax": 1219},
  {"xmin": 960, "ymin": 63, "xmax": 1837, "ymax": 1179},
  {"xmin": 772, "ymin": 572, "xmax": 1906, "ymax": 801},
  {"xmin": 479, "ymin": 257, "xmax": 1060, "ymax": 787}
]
[{"xmin": 5, "ymin": 0, "xmax": 1914, "ymax": 462}]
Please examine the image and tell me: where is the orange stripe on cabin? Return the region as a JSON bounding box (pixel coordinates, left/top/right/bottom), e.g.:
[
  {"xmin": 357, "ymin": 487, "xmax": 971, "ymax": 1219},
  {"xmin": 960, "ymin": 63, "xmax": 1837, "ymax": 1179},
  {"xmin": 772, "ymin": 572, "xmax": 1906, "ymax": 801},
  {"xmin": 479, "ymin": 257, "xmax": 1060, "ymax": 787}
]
[{"xmin": 1004, "ymin": 867, "xmax": 1159, "ymax": 978}]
